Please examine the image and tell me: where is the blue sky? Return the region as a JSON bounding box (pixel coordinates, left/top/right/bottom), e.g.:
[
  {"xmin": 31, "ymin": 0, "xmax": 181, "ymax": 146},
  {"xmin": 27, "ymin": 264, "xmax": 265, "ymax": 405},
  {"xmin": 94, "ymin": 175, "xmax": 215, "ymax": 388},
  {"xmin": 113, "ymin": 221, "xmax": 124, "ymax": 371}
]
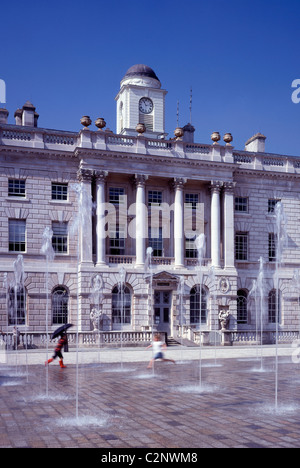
[{"xmin": 1, "ymin": 0, "xmax": 300, "ymax": 155}]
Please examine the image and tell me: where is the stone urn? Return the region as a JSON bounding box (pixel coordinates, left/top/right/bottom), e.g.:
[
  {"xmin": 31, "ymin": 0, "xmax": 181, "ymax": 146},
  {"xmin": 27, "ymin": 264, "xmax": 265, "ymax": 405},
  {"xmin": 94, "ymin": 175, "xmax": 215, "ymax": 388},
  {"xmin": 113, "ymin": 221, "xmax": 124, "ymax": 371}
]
[
  {"xmin": 136, "ymin": 123, "xmax": 146, "ymax": 134},
  {"xmin": 211, "ymin": 131, "xmax": 221, "ymax": 144},
  {"xmin": 174, "ymin": 127, "xmax": 184, "ymax": 139},
  {"xmin": 223, "ymin": 133, "xmax": 233, "ymax": 145},
  {"xmin": 95, "ymin": 117, "xmax": 106, "ymax": 130},
  {"xmin": 80, "ymin": 115, "xmax": 92, "ymax": 129}
]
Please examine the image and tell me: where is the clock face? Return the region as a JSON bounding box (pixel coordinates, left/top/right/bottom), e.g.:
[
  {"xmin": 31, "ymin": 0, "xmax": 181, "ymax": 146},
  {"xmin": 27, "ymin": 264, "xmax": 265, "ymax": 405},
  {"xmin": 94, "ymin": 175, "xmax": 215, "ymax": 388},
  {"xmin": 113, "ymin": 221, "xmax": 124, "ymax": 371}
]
[{"xmin": 139, "ymin": 97, "xmax": 153, "ymax": 114}]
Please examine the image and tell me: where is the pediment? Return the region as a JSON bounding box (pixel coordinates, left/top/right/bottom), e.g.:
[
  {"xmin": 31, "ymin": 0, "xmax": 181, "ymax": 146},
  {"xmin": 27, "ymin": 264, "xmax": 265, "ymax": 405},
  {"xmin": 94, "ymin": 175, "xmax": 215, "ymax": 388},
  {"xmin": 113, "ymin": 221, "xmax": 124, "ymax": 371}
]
[
  {"xmin": 145, "ymin": 270, "xmax": 179, "ymax": 288},
  {"xmin": 152, "ymin": 271, "xmax": 179, "ymax": 282}
]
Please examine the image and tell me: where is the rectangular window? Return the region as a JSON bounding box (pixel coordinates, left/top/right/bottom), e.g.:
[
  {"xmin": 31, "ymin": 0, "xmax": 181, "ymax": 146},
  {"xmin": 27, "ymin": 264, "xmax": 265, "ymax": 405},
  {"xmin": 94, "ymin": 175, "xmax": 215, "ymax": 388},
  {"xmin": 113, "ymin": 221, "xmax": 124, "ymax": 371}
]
[
  {"xmin": 9, "ymin": 219, "xmax": 26, "ymax": 252},
  {"xmin": 268, "ymin": 199, "xmax": 281, "ymax": 213},
  {"xmin": 268, "ymin": 233, "xmax": 276, "ymax": 262},
  {"xmin": 109, "ymin": 187, "xmax": 125, "ymax": 205},
  {"xmin": 52, "ymin": 183, "xmax": 68, "ymax": 201},
  {"xmin": 235, "ymin": 232, "xmax": 248, "ymax": 261},
  {"xmin": 185, "ymin": 233, "xmax": 198, "ymax": 258},
  {"xmin": 148, "ymin": 226, "xmax": 163, "ymax": 257},
  {"xmin": 148, "ymin": 190, "xmax": 162, "ymax": 207},
  {"xmin": 8, "ymin": 179, "xmax": 26, "ymax": 197},
  {"xmin": 52, "ymin": 222, "xmax": 68, "ymax": 253},
  {"xmin": 185, "ymin": 193, "xmax": 199, "ymax": 209},
  {"xmin": 235, "ymin": 197, "xmax": 248, "ymax": 213},
  {"xmin": 109, "ymin": 224, "xmax": 125, "ymax": 255}
]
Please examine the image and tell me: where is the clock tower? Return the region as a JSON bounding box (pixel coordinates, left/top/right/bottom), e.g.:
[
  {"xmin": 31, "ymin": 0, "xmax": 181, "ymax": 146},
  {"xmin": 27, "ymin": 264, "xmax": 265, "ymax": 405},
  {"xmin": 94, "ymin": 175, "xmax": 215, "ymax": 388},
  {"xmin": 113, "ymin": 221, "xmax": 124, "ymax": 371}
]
[{"xmin": 115, "ymin": 64, "xmax": 167, "ymax": 138}]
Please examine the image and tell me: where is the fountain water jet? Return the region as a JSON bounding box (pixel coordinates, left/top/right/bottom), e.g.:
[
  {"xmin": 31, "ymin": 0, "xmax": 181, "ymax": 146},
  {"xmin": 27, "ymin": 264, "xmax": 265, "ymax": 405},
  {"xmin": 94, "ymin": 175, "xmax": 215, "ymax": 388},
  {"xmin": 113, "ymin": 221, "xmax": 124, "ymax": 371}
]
[
  {"xmin": 117, "ymin": 266, "xmax": 126, "ymax": 369},
  {"xmin": 195, "ymin": 234, "xmax": 206, "ymax": 388},
  {"xmin": 90, "ymin": 274, "xmax": 104, "ymax": 363},
  {"xmin": 274, "ymin": 201, "xmax": 288, "ymax": 411},
  {"xmin": 70, "ymin": 181, "xmax": 94, "ymax": 421},
  {"xmin": 145, "ymin": 247, "xmax": 154, "ymax": 374},
  {"xmin": 13, "ymin": 255, "xmax": 28, "ymax": 380},
  {"xmin": 177, "ymin": 276, "xmax": 185, "ymax": 363},
  {"xmin": 41, "ymin": 227, "xmax": 55, "ymax": 396},
  {"xmin": 249, "ymin": 257, "xmax": 265, "ymax": 371}
]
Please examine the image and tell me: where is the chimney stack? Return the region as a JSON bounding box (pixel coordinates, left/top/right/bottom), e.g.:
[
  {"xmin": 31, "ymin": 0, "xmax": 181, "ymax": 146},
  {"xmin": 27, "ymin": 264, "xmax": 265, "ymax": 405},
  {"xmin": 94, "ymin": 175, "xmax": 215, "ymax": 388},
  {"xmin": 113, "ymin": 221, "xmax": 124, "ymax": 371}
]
[
  {"xmin": 0, "ymin": 108, "xmax": 9, "ymax": 124},
  {"xmin": 245, "ymin": 133, "xmax": 266, "ymax": 153},
  {"xmin": 182, "ymin": 123, "xmax": 195, "ymax": 143}
]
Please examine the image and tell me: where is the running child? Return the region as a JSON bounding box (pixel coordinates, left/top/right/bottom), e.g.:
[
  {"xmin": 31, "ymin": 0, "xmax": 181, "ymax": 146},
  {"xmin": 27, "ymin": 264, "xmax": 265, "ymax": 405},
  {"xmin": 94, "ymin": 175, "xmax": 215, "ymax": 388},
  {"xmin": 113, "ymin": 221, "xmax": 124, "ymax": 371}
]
[{"xmin": 146, "ymin": 333, "xmax": 175, "ymax": 369}]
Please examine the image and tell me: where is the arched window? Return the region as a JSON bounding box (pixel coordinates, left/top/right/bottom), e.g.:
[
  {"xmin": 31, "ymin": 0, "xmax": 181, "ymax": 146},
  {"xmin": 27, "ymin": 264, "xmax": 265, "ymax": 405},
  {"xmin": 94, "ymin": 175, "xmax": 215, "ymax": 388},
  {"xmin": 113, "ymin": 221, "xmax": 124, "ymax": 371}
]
[
  {"xmin": 112, "ymin": 285, "xmax": 131, "ymax": 325},
  {"xmin": 237, "ymin": 290, "xmax": 248, "ymax": 324},
  {"xmin": 52, "ymin": 287, "xmax": 69, "ymax": 325},
  {"xmin": 268, "ymin": 289, "xmax": 281, "ymax": 323},
  {"xmin": 190, "ymin": 286, "xmax": 207, "ymax": 325},
  {"xmin": 8, "ymin": 287, "xmax": 26, "ymax": 325}
]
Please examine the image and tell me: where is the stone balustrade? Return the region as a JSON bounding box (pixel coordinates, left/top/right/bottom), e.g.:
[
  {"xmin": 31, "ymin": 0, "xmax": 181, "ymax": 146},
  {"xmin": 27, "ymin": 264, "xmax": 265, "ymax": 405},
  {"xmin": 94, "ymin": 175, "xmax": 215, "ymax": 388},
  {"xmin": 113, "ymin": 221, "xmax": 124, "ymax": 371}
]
[{"xmin": 1, "ymin": 124, "xmax": 300, "ymax": 174}]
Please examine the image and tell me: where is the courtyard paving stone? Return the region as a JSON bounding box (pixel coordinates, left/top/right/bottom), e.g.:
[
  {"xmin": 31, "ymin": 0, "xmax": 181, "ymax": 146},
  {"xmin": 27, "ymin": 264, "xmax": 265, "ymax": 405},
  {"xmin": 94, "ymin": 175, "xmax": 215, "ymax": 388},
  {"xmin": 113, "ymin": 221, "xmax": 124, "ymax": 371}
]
[{"xmin": 1, "ymin": 348, "xmax": 300, "ymax": 448}]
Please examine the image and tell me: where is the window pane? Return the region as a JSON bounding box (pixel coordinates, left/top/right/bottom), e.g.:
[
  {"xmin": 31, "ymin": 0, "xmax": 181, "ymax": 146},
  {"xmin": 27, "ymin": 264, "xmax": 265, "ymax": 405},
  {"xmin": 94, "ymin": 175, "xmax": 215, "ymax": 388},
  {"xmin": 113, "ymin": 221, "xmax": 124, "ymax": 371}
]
[
  {"xmin": 52, "ymin": 287, "xmax": 69, "ymax": 324},
  {"xmin": 237, "ymin": 290, "xmax": 248, "ymax": 324},
  {"xmin": 52, "ymin": 183, "xmax": 68, "ymax": 201},
  {"xmin": 8, "ymin": 287, "xmax": 26, "ymax": 325},
  {"xmin": 148, "ymin": 190, "xmax": 162, "ymax": 206},
  {"xmin": 235, "ymin": 232, "xmax": 248, "ymax": 261},
  {"xmin": 190, "ymin": 287, "xmax": 207, "ymax": 324},
  {"xmin": 8, "ymin": 179, "xmax": 26, "ymax": 197},
  {"xmin": 9, "ymin": 220, "xmax": 26, "ymax": 252},
  {"xmin": 109, "ymin": 224, "xmax": 125, "ymax": 255},
  {"xmin": 109, "ymin": 187, "xmax": 125, "ymax": 205},
  {"xmin": 112, "ymin": 286, "xmax": 131, "ymax": 324},
  {"xmin": 235, "ymin": 197, "xmax": 248, "ymax": 212},
  {"xmin": 148, "ymin": 226, "xmax": 163, "ymax": 257},
  {"xmin": 52, "ymin": 222, "xmax": 68, "ymax": 253}
]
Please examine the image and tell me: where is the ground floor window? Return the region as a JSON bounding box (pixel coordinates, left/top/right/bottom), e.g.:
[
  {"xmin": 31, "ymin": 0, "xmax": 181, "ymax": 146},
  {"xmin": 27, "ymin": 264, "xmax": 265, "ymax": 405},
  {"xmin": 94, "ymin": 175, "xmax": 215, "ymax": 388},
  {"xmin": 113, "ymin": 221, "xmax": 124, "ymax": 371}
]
[
  {"xmin": 237, "ymin": 290, "xmax": 248, "ymax": 324},
  {"xmin": 268, "ymin": 289, "xmax": 281, "ymax": 323},
  {"xmin": 52, "ymin": 286, "xmax": 69, "ymax": 324},
  {"xmin": 190, "ymin": 286, "xmax": 207, "ymax": 325},
  {"xmin": 8, "ymin": 287, "xmax": 26, "ymax": 325},
  {"xmin": 112, "ymin": 285, "xmax": 131, "ymax": 325}
]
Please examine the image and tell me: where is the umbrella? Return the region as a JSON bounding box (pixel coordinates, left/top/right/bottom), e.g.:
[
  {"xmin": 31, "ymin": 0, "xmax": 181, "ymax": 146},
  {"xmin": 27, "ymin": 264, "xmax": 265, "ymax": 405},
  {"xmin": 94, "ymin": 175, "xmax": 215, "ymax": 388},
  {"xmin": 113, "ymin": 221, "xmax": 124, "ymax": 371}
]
[{"xmin": 51, "ymin": 323, "xmax": 73, "ymax": 340}]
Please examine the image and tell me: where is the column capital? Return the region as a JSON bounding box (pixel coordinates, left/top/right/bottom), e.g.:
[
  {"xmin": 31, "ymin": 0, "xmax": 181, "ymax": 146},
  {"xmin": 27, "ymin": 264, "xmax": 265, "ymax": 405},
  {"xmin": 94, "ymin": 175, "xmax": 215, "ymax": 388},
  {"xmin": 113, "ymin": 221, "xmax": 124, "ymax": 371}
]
[
  {"xmin": 210, "ymin": 180, "xmax": 223, "ymax": 193},
  {"xmin": 77, "ymin": 168, "xmax": 94, "ymax": 182},
  {"xmin": 223, "ymin": 181, "xmax": 236, "ymax": 193},
  {"xmin": 170, "ymin": 177, "xmax": 187, "ymax": 191},
  {"xmin": 133, "ymin": 174, "xmax": 149, "ymax": 188},
  {"xmin": 94, "ymin": 170, "xmax": 108, "ymax": 182}
]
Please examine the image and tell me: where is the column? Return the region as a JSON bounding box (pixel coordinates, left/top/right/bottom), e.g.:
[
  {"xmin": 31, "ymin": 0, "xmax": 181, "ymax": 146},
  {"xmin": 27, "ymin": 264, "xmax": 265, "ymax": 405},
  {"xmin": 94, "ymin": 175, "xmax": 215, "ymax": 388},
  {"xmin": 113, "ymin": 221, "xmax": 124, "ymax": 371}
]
[
  {"xmin": 135, "ymin": 174, "xmax": 148, "ymax": 267},
  {"xmin": 210, "ymin": 181, "xmax": 222, "ymax": 268},
  {"xmin": 77, "ymin": 168, "xmax": 93, "ymax": 264},
  {"xmin": 223, "ymin": 181, "xmax": 236, "ymax": 269},
  {"xmin": 173, "ymin": 178, "xmax": 186, "ymax": 268},
  {"xmin": 95, "ymin": 170, "xmax": 108, "ymax": 265}
]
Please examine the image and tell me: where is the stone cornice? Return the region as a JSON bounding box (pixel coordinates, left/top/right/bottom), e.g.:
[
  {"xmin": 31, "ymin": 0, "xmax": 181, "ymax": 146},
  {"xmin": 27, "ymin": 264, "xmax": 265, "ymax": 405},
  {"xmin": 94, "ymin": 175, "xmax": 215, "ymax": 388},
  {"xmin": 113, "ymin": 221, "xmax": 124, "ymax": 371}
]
[{"xmin": 233, "ymin": 167, "xmax": 300, "ymax": 180}]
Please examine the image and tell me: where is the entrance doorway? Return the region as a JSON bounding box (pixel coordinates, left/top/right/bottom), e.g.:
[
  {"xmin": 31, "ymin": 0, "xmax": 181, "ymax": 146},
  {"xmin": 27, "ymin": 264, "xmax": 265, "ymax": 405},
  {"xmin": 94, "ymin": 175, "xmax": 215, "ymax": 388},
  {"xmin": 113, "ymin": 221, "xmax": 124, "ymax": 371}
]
[{"xmin": 154, "ymin": 290, "xmax": 171, "ymax": 335}]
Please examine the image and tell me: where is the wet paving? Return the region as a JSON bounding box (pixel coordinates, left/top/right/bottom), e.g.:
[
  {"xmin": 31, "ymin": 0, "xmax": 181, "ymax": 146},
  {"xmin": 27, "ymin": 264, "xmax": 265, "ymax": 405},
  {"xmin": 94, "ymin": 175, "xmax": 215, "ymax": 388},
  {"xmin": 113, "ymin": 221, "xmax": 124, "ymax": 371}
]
[{"xmin": 1, "ymin": 355, "xmax": 300, "ymax": 448}]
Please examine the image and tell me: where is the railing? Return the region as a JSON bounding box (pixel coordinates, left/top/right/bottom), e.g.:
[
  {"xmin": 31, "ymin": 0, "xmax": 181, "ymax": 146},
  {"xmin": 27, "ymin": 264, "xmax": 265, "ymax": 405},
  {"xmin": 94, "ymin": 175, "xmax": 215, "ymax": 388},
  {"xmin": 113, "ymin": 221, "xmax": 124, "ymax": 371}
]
[
  {"xmin": 107, "ymin": 255, "xmax": 135, "ymax": 265},
  {"xmin": 2, "ymin": 130, "xmax": 32, "ymax": 141},
  {"xmin": 232, "ymin": 330, "xmax": 300, "ymax": 345},
  {"xmin": 0, "ymin": 331, "xmax": 154, "ymax": 349},
  {"xmin": 1, "ymin": 124, "xmax": 300, "ymax": 172}
]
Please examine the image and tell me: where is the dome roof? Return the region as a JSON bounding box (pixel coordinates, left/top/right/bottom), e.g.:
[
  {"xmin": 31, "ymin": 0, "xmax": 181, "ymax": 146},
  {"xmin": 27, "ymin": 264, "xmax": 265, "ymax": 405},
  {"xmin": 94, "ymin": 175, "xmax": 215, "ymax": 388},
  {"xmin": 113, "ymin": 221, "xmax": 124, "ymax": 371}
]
[
  {"xmin": 121, "ymin": 64, "xmax": 161, "ymax": 89},
  {"xmin": 123, "ymin": 64, "xmax": 160, "ymax": 82}
]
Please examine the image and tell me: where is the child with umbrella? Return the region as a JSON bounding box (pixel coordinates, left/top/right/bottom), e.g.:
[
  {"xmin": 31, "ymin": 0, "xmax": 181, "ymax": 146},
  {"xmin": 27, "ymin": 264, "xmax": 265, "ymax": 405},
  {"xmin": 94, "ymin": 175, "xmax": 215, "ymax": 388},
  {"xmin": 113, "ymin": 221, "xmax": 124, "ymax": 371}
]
[{"xmin": 45, "ymin": 324, "xmax": 72, "ymax": 369}]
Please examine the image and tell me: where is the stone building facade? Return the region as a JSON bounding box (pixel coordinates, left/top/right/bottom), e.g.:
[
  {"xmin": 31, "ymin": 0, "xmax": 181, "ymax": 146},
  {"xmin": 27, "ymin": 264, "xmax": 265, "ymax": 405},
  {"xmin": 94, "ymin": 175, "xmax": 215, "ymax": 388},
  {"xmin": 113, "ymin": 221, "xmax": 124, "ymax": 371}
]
[{"xmin": 0, "ymin": 64, "xmax": 300, "ymax": 345}]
